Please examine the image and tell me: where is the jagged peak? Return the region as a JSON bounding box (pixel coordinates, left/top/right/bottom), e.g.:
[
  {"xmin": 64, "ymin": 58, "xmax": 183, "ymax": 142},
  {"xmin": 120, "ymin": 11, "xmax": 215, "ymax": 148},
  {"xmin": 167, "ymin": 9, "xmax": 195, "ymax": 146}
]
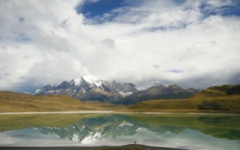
[
  {"xmin": 81, "ymin": 75, "xmax": 103, "ymax": 87},
  {"xmin": 68, "ymin": 75, "xmax": 105, "ymax": 88}
]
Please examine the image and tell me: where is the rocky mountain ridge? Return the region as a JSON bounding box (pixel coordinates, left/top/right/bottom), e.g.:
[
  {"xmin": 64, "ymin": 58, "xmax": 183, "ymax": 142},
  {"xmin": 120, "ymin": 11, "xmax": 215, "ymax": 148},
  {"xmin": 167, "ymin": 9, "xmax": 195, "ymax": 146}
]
[
  {"xmin": 35, "ymin": 76, "xmax": 137, "ymax": 103},
  {"xmin": 121, "ymin": 84, "xmax": 199, "ymax": 104},
  {"xmin": 35, "ymin": 76, "xmax": 199, "ymax": 104}
]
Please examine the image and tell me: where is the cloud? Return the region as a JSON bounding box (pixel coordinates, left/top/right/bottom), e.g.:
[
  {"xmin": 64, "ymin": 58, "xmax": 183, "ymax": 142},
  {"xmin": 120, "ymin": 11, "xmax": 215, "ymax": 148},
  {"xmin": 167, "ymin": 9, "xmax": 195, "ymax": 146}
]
[
  {"xmin": 102, "ymin": 38, "xmax": 115, "ymax": 49},
  {"xmin": 0, "ymin": 0, "xmax": 240, "ymax": 92}
]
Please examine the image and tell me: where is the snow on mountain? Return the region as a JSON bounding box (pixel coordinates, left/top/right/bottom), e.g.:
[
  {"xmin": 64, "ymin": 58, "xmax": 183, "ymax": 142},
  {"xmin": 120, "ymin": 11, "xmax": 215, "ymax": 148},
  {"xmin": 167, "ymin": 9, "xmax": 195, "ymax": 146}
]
[
  {"xmin": 82, "ymin": 75, "xmax": 103, "ymax": 88},
  {"xmin": 70, "ymin": 75, "xmax": 104, "ymax": 88},
  {"xmin": 35, "ymin": 75, "xmax": 124, "ymax": 102},
  {"xmin": 72, "ymin": 78, "xmax": 82, "ymax": 86}
]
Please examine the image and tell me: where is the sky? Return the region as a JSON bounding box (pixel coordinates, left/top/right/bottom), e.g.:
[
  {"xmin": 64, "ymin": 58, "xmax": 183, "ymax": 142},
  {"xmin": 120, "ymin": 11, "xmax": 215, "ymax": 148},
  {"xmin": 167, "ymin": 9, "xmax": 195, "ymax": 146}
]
[{"xmin": 0, "ymin": 0, "xmax": 240, "ymax": 93}]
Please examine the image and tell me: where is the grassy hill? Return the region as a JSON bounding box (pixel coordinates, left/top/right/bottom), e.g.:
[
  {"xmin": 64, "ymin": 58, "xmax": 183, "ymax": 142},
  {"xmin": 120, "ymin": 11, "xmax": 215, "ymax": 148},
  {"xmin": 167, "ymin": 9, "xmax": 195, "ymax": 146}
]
[
  {"xmin": 0, "ymin": 91, "xmax": 114, "ymax": 112},
  {"xmin": 128, "ymin": 84, "xmax": 240, "ymax": 113}
]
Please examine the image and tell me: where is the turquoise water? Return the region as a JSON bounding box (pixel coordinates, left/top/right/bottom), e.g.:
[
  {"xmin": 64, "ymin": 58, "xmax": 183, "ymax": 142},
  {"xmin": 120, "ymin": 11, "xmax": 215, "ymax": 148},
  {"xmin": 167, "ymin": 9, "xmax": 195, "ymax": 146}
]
[{"xmin": 0, "ymin": 113, "xmax": 240, "ymax": 150}]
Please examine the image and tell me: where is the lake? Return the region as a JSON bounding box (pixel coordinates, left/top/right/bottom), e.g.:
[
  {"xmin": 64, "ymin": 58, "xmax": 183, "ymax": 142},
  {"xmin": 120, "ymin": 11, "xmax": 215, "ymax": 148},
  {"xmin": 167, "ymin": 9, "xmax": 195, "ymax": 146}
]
[{"xmin": 0, "ymin": 113, "xmax": 240, "ymax": 150}]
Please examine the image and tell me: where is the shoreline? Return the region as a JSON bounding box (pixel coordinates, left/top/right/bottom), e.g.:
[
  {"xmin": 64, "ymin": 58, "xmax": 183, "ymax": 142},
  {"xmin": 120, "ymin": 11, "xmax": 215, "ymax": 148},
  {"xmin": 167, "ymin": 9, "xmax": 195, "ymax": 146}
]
[
  {"xmin": 0, "ymin": 111, "xmax": 113, "ymax": 115},
  {"xmin": 0, "ymin": 110, "xmax": 239, "ymax": 116},
  {"xmin": 0, "ymin": 144, "xmax": 185, "ymax": 150}
]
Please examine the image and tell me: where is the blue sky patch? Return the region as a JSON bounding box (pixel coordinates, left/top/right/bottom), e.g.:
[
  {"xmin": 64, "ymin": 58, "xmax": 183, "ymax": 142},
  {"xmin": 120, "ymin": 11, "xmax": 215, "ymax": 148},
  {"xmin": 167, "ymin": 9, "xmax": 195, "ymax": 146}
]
[
  {"xmin": 200, "ymin": 1, "xmax": 240, "ymax": 18},
  {"xmin": 77, "ymin": 0, "xmax": 240, "ymax": 25},
  {"xmin": 220, "ymin": 5, "xmax": 240, "ymax": 16},
  {"xmin": 173, "ymin": 0, "xmax": 186, "ymax": 5},
  {"xmin": 77, "ymin": 0, "xmax": 126, "ymax": 19}
]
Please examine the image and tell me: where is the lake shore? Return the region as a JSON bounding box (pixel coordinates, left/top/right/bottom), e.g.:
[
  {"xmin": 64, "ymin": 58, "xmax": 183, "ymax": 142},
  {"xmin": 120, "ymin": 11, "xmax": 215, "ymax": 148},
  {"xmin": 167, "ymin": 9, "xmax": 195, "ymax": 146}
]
[
  {"xmin": 0, "ymin": 110, "xmax": 238, "ymax": 116},
  {"xmin": 0, "ymin": 144, "xmax": 184, "ymax": 150}
]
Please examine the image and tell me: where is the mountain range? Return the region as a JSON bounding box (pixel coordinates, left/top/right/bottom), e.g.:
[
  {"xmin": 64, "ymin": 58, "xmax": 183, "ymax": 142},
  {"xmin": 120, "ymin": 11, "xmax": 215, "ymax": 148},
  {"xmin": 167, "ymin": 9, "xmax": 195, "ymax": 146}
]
[
  {"xmin": 1, "ymin": 83, "xmax": 240, "ymax": 113},
  {"xmin": 35, "ymin": 75, "xmax": 199, "ymax": 104}
]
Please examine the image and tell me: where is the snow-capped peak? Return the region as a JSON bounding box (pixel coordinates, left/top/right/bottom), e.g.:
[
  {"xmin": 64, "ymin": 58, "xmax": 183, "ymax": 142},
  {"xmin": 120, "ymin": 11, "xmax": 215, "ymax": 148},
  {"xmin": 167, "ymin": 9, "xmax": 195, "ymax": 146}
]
[
  {"xmin": 69, "ymin": 75, "xmax": 105, "ymax": 88},
  {"xmin": 73, "ymin": 78, "xmax": 82, "ymax": 86},
  {"xmin": 81, "ymin": 75, "xmax": 103, "ymax": 87}
]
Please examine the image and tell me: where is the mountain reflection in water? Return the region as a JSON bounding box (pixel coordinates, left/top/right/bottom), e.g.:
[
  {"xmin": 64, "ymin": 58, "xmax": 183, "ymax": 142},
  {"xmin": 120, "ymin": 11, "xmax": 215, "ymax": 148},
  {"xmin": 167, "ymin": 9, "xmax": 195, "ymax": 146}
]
[{"xmin": 0, "ymin": 114, "xmax": 240, "ymax": 150}]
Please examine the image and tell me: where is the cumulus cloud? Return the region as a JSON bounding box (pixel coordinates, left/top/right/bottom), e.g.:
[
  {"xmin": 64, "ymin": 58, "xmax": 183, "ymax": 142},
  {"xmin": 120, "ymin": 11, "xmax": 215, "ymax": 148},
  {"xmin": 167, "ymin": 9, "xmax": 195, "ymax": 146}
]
[{"xmin": 0, "ymin": 0, "xmax": 240, "ymax": 92}]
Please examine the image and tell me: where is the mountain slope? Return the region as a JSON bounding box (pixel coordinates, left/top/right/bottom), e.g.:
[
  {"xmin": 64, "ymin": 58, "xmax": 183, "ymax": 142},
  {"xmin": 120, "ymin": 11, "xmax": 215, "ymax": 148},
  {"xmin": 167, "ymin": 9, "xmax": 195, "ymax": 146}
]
[
  {"xmin": 128, "ymin": 84, "xmax": 240, "ymax": 113},
  {"xmin": 194, "ymin": 84, "xmax": 240, "ymax": 112},
  {"xmin": 111, "ymin": 80, "xmax": 138, "ymax": 95},
  {"xmin": 0, "ymin": 91, "xmax": 113, "ymax": 112},
  {"xmin": 120, "ymin": 84, "xmax": 199, "ymax": 104}
]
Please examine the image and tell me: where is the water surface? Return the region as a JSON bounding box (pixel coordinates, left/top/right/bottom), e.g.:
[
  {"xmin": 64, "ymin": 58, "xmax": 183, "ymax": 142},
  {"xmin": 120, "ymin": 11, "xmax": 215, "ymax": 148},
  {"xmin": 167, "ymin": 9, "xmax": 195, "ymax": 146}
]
[{"xmin": 0, "ymin": 113, "xmax": 239, "ymax": 150}]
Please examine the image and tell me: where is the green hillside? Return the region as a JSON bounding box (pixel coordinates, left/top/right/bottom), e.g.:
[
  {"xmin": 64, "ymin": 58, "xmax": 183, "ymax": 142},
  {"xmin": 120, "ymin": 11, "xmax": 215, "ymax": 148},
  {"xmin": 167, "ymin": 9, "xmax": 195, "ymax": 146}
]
[
  {"xmin": 128, "ymin": 84, "xmax": 240, "ymax": 113},
  {"xmin": 0, "ymin": 91, "xmax": 114, "ymax": 112}
]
